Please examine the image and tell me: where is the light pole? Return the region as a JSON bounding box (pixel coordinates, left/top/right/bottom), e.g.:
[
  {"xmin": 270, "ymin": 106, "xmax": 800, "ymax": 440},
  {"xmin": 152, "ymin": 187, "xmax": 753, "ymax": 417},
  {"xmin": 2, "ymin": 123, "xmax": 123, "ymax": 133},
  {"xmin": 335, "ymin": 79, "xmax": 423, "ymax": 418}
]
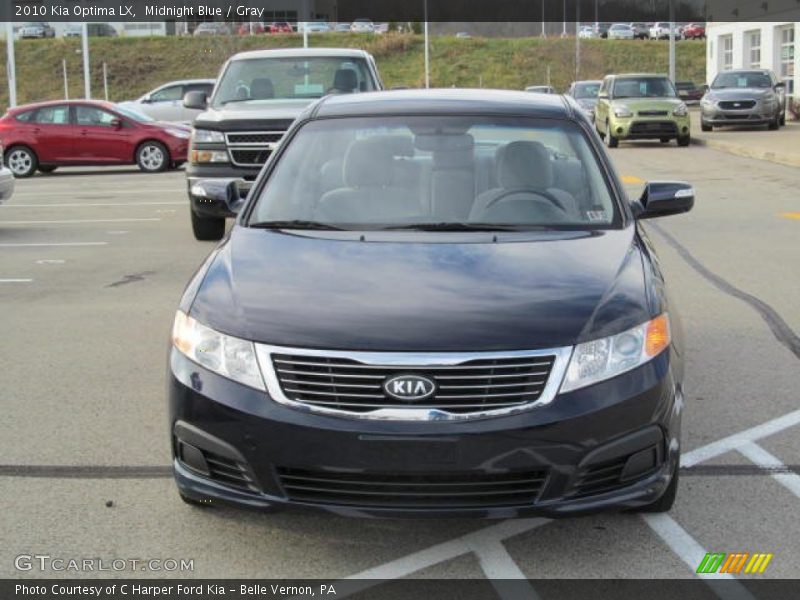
[
  {"xmin": 562, "ymin": 0, "xmax": 567, "ymax": 38},
  {"xmin": 541, "ymin": 0, "xmax": 546, "ymax": 38},
  {"xmin": 423, "ymin": 0, "xmax": 430, "ymax": 88},
  {"xmin": 5, "ymin": 21, "xmax": 17, "ymax": 107},
  {"xmin": 82, "ymin": 22, "xmax": 91, "ymax": 99},
  {"xmin": 668, "ymin": 0, "xmax": 676, "ymax": 82}
]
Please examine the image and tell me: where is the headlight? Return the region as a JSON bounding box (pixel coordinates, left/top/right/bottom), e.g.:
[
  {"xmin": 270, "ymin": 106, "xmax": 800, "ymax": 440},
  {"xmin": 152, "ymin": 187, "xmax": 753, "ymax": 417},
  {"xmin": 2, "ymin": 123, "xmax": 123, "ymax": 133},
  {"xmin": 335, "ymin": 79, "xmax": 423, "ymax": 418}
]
[
  {"xmin": 166, "ymin": 129, "xmax": 191, "ymax": 139},
  {"xmin": 700, "ymin": 96, "xmax": 715, "ymax": 107},
  {"xmin": 613, "ymin": 106, "xmax": 633, "ymax": 118},
  {"xmin": 172, "ymin": 311, "xmax": 265, "ymax": 391},
  {"xmin": 190, "ymin": 149, "xmax": 229, "ymax": 164},
  {"xmin": 191, "ymin": 129, "xmax": 225, "ymax": 143},
  {"xmin": 673, "ymin": 103, "xmax": 688, "ymax": 116},
  {"xmin": 560, "ymin": 314, "xmax": 671, "ymax": 393}
]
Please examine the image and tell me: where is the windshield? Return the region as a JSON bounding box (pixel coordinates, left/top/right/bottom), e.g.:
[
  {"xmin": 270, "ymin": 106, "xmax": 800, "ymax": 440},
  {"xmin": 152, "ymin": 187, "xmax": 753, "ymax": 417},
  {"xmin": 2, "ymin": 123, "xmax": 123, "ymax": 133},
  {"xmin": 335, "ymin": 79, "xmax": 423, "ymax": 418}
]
[
  {"xmin": 574, "ymin": 83, "xmax": 600, "ymax": 99},
  {"xmin": 212, "ymin": 57, "xmax": 376, "ymax": 106},
  {"xmin": 612, "ymin": 77, "xmax": 676, "ymax": 99},
  {"xmin": 712, "ymin": 71, "xmax": 772, "ymax": 89},
  {"xmin": 250, "ymin": 116, "xmax": 619, "ymax": 230},
  {"xmin": 114, "ymin": 105, "xmax": 155, "ymax": 123}
]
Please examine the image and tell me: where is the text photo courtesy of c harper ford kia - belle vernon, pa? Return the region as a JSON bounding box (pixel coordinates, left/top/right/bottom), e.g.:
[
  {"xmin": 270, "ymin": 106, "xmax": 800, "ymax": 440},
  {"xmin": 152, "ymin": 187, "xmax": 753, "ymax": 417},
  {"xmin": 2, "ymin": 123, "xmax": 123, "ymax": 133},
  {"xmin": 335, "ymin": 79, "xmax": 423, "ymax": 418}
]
[{"xmin": 1, "ymin": 0, "xmax": 799, "ymax": 599}]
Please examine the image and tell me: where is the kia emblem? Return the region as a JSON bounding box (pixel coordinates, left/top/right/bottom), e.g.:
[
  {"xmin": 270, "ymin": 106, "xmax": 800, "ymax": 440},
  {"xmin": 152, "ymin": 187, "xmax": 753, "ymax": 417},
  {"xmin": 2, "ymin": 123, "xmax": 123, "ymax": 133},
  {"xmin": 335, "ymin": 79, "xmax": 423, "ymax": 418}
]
[{"xmin": 383, "ymin": 374, "xmax": 436, "ymax": 403}]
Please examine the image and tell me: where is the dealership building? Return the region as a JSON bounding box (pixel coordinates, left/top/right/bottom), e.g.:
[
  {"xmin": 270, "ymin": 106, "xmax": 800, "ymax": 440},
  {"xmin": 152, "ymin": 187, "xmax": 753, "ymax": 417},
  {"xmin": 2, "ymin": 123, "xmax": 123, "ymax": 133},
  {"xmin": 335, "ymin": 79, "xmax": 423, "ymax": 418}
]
[{"xmin": 706, "ymin": 22, "xmax": 798, "ymax": 98}]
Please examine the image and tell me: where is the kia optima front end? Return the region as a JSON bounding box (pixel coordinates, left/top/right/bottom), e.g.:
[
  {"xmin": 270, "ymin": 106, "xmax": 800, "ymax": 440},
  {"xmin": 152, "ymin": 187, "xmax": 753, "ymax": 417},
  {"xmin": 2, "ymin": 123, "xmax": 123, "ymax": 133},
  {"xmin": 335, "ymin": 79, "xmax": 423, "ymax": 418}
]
[{"xmin": 168, "ymin": 90, "xmax": 693, "ymax": 517}]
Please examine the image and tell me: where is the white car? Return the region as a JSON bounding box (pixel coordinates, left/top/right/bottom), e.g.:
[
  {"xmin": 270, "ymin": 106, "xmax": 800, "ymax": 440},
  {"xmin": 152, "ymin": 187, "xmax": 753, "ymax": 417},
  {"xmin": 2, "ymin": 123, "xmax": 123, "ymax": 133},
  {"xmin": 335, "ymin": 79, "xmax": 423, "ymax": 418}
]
[
  {"xmin": 607, "ymin": 23, "xmax": 634, "ymax": 40},
  {"xmin": 119, "ymin": 79, "xmax": 215, "ymax": 123},
  {"xmin": 350, "ymin": 19, "xmax": 375, "ymax": 33},
  {"xmin": 649, "ymin": 22, "xmax": 674, "ymax": 40},
  {"xmin": 578, "ymin": 26, "xmax": 598, "ymax": 39},
  {"xmin": 0, "ymin": 144, "xmax": 15, "ymax": 204}
]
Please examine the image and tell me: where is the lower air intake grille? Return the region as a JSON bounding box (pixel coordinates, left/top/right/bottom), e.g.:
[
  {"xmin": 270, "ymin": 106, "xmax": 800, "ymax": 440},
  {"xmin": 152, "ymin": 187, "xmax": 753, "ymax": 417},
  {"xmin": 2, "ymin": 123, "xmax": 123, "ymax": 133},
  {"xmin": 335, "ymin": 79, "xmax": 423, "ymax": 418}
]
[
  {"xmin": 277, "ymin": 468, "xmax": 549, "ymax": 508},
  {"xmin": 629, "ymin": 121, "xmax": 678, "ymax": 135},
  {"xmin": 569, "ymin": 445, "xmax": 660, "ymax": 499},
  {"xmin": 203, "ymin": 450, "xmax": 259, "ymax": 492}
]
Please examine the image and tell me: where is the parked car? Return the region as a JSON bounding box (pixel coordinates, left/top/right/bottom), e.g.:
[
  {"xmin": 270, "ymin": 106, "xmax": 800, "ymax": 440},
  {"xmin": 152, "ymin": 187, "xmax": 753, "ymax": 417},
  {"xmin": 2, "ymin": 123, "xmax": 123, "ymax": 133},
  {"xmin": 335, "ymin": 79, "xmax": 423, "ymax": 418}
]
[
  {"xmin": 594, "ymin": 73, "xmax": 691, "ymax": 147},
  {"xmin": 675, "ymin": 81, "xmax": 705, "ymax": 104},
  {"xmin": 0, "ymin": 100, "xmax": 190, "ymax": 177},
  {"xmin": 682, "ymin": 23, "xmax": 706, "ymax": 39},
  {"xmin": 237, "ymin": 22, "xmax": 266, "ymax": 35},
  {"xmin": 700, "ymin": 69, "xmax": 786, "ymax": 131},
  {"xmin": 193, "ymin": 22, "xmax": 231, "ymax": 36},
  {"xmin": 455, "ymin": 32, "xmax": 472, "ymax": 39},
  {"xmin": 578, "ymin": 25, "xmax": 598, "ymax": 39},
  {"xmin": 183, "ymin": 48, "xmax": 383, "ymax": 240},
  {"xmin": 119, "ymin": 79, "xmax": 216, "ymax": 123},
  {"xmin": 607, "ymin": 23, "xmax": 634, "ymax": 40},
  {"xmin": 350, "ymin": 19, "xmax": 375, "ymax": 33},
  {"xmin": 595, "ymin": 23, "xmax": 612, "ymax": 38},
  {"xmin": 0, "ymin": 143, "xmax": 15, "ymax": 203},
  {"xmin": 173, "ymin": 88, "xmax": 691, "ymax": 517},
  {"xmin": 333, "ymin": 23, "xmax": 351, "ymax": 32},
  {"xmin": 566, "ymin": 79, "xmax": 602, "ymax": 119},
  {"xmin": 268, "ymin": 22, "xmax": 294, "ymax": 34},
  {"xmin": 525, "ymin": 85, "xmax": 556, "ymax": 94},
  {"xmin": 300, "ymin": 22, "xmax": 332, "ymax": 34},
  {"xmin": 649, "ymin": 22, "xmax": 673, "ymax": 40},
  {"xmin": 18, "ymin": 22, "xmax": 55, "ymax": 39},
  {"xmin": 64, "ymin": 23, "xmax": 118, "ymax": 37},
  {"xmin": 629, "ymin": 23, "xmax": 650, "ymax": 39}
]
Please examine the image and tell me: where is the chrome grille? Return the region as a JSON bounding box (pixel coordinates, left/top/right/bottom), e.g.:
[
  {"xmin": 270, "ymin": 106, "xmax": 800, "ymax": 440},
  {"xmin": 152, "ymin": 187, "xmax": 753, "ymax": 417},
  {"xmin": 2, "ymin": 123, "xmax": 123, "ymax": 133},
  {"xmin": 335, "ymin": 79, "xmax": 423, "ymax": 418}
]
[
  {"xmin": 225, "ymin": 130, "xmax": 286, "ymax": 167},
  {"xmin": 256, "ymin": 345, "xmax": 572, "ymax": 420},
  {"xmin": 226, "ymin": 132, "xmax": 284, "ymax": 145},
  {"xmin": 230, "ymin": 148, "xmax": 273, "ymax": 167}
]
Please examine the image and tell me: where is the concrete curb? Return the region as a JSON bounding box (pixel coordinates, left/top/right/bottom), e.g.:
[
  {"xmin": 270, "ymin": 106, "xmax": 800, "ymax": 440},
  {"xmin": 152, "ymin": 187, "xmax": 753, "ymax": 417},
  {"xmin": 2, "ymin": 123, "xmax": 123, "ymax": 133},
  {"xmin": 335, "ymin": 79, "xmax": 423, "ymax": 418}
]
[{"xmin": 691, "ymin": 135, "xmax": 800, "ymax": 169}]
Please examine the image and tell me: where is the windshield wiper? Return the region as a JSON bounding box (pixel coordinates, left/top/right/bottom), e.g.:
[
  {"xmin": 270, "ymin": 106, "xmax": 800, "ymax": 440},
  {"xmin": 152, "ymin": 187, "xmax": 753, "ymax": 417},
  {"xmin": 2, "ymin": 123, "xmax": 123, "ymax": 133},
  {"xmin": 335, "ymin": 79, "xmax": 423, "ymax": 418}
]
[
  {"xmin": 249, "ymin": 220, "xmax": 345, "ymax": 230},
  {"xmin": 382, "ymin": 222, "xmax": 545, "ymax": 232}
]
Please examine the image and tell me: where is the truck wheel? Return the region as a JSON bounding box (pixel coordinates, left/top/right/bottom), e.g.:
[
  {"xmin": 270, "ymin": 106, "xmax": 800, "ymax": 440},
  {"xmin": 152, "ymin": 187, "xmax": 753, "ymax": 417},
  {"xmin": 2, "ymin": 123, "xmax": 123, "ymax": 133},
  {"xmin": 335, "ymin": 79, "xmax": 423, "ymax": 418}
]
[
  {"xmin": 191, "ymin": 210, "xmax": 225, "ymax": 241},
  {"xmin": 6, "ymin": 146, "xmax": 38, "ymax": 178}
]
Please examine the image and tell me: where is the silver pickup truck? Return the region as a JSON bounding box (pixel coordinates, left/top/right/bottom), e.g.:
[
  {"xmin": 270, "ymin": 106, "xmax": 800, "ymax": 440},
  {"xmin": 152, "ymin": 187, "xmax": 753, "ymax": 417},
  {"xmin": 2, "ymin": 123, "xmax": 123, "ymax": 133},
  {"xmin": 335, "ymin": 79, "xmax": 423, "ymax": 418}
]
[{"xmin": 183, "ymin": 48, "xmax": 383, "ymax": 240}]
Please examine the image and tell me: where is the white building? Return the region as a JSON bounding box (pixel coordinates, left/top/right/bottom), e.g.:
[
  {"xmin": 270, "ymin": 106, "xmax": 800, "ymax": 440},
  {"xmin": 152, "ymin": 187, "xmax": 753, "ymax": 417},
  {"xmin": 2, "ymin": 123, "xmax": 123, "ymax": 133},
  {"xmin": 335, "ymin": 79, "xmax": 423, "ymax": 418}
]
[{"xmin": 706, "ymin": 22, "xmax": 798, "ymax": 101}]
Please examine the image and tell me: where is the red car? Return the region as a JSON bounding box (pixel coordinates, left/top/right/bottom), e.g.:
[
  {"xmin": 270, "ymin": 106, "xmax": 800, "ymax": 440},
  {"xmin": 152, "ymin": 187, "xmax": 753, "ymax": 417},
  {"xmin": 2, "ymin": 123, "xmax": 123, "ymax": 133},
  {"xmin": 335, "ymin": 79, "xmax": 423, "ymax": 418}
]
[
  {"xmin": 268, "ymin": 21, "xmax": 293, "ymax": 34},
  {"xmin": 237, "ymin": 22, "xmax": 265, "ymax": 35},
  {"xmin": 0, "ymin": 100, "xmax": 190, "ymax": 178},
  {"xmin": 682, "ymin": 23, "xmax": 705, "ymax": 39}
]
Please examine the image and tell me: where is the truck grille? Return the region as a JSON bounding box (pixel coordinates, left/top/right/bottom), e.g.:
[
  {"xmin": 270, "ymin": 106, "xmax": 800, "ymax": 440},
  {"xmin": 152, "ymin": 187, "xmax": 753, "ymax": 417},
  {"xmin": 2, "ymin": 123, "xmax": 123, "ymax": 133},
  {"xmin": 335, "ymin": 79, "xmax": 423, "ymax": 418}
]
[
  {"xmin": 226, "ymin": 132, "xmax": 284, "ymax": 145},
  {"xmin": 270, "ymin": 352, "xmax": 556, "ymax": 415},
  {"xmin": 718, "ymin": 100, "xmax": 756, "ymax": 110},
  {"xmin": 276, "ymin": 467, "xmax": 549, "ymax": 508},
  {"xmin": 225, "ymin": 130, "xmax": 287, "ymax": 167},
  {"xmin": 229, "ymin": 149, "xmax": 274, "ymax": 167}
]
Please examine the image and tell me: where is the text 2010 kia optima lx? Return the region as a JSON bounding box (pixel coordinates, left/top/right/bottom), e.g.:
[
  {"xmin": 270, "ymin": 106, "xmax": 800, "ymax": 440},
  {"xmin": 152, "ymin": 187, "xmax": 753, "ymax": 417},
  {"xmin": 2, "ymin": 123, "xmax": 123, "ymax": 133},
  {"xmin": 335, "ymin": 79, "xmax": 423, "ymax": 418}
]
[{"xmin": 169, "ymin": 90, "xmax": 693, "ymax": 517}]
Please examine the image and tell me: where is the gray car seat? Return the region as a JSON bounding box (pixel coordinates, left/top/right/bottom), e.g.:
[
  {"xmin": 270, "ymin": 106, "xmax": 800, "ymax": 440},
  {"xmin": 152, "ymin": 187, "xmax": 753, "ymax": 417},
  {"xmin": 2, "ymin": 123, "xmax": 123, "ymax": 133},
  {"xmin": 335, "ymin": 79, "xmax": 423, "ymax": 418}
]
[{"xmin": 250, "ymin": 78, "xmax": 275, "ymax": 100}]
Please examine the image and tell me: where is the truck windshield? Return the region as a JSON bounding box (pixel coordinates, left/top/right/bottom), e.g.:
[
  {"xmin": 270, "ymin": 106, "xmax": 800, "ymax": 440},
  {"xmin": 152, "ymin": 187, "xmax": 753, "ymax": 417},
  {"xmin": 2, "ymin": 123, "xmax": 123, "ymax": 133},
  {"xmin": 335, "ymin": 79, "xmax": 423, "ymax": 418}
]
[
  {"xmin": 250, "ymin": 116, "xmax": 620, "ymax": 231},
  {"xmin": 212, "ymin": 57, "xmax": 376, "ymax": 106}
]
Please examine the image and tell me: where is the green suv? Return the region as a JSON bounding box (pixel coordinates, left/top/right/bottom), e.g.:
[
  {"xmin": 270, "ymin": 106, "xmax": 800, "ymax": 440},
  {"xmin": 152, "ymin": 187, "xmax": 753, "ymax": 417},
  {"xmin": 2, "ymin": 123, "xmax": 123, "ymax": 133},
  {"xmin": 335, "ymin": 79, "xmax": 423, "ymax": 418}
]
[{"xmin": 594, "ymin": 74, "xmax": 691, "ymax": 148}]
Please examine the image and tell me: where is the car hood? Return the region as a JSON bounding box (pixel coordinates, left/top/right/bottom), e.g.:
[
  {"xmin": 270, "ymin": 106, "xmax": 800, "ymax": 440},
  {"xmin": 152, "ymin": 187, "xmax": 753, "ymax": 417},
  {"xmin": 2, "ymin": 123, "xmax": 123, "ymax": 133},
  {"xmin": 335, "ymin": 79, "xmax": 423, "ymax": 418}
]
[
  {"xmin": 188, "ymin": 227, "xmax": 655, "ymax": 352},
  {"xmin": 195, "ymin": 99, "xmax": 314, "ymax": 124},
  {"xmin": 611, "ymin": 98, "xmax": 683, "ymax": 111},
  {"xmin": 708, "ymin": 88, "xmax": 772, "ymax": 100}
]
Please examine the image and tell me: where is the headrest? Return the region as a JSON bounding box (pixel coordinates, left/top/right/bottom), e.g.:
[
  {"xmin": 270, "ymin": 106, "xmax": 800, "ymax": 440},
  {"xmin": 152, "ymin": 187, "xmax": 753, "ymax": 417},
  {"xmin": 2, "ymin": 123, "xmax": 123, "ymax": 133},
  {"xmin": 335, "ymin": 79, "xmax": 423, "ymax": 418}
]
[
  {"xmin": 333, "ymin": 69, "xmax": 358, "ymax": 92},
  {"xmin": 250, "ymin": 78, "xmax": 275, "ymax": 100},
  {"xmin": 343, "ymin": 136, "xmax": 414, "ymax": 188},
  {"xmin": 496, "ymin": 141, "xmax": 553, "ymax": 189}
]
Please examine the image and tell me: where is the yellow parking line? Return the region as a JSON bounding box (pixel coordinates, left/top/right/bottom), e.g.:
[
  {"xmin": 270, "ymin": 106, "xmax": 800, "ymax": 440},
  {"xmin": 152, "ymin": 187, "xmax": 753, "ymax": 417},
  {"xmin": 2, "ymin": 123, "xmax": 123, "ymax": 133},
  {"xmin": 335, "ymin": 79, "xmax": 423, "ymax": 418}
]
[
  {"xmin": 779, "ymin": 212, "xmax": 800, "ymax": 220},
  {"xmin": 621, "ymin": 175, "xmax": 645, "ymax": 184}
]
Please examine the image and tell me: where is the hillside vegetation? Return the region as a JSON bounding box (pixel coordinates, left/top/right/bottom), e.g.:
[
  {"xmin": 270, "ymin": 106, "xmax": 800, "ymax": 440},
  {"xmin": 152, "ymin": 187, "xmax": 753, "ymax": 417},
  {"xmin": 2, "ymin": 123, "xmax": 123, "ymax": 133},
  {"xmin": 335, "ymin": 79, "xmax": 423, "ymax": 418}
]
[{"xmin": 0, "ymin": 33, "xmax": 706, "ymax": 109}]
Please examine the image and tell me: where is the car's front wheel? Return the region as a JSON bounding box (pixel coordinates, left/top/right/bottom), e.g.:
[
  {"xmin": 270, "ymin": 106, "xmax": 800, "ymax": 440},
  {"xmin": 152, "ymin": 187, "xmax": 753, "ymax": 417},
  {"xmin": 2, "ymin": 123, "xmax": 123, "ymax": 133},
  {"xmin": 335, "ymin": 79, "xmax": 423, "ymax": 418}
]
[
  {"xmin": 6, "ymin": 146, "xmax": 38, "ymax": 178},
  {"xmin": 136, "ymin": 141, "xmax": 169, "ymax": 173},
  {"xmin": 701, "ymin": 121, "xmax": 713, "ymax": 132},
  {"xmin": 605, "ymin": 123, "xmax": 619, "ymax": 148},
  {"xmin": 677, "ymin": 134, "xmax": 691, "ymax": 147},
  {"xmin": 191, "ymin": 210, "xmax": 225, "ymax": 241}
]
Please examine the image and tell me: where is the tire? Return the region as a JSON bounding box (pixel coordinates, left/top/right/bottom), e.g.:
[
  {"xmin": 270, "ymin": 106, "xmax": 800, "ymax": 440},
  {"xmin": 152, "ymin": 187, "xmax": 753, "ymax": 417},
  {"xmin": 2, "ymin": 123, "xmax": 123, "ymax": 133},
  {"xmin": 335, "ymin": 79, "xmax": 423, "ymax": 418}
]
[
  {"xmin": 38, "ymin": 165, "xmax": 57, "ymax": 174},
  {"xmin": 171, "ymin": 161, "xmax": 185, "ymax": 170},
  {"xmin": 136, "ymin": 141, "xmax": 169, "ymax": 173},
  {"xmin": 191, "ymin": 210, "xmax": 225, "ymax": 241},
  {"xmin": 605, "ymin": 123, "xmax": 619, "ymax": 148},
  {"xmin": 636, "ymin": 464, "xmax": 679, "ymax": 513},
  {"xmin": 768, "ymin": 113, "xmax": 779, "ymax": 130},
  {"xmin": 701, "ymin": 121, "xmax": 713, "ymax": 132},
  {"xmin": 677, "ymin": 134, "xmax": 691, "ymax": 147},
  {"xmin": 779, "ymin": 112, "xmax": 786, "ymax": 126},
  {"xmin": 5, "ymin": 146, "xmax": 38, "ymax": 178}
]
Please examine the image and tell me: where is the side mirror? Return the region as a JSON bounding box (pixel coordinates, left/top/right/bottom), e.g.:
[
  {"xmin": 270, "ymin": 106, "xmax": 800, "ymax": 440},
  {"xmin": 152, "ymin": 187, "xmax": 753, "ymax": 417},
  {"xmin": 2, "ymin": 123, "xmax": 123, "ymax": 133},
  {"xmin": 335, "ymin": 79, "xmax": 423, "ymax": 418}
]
[
  {"xmin": 633, "ymin": 181, "xmax": 694, "ymax": 219},
  {"xmin": 183, "ymin": 91, "xmax": 208, "ymax": 110},
  {"xmin": 597, "ymin": 91, "xmax": 608, "ymax": 99},
  {"xmin": 190, "ymin": 179, "xmax": 246, "ymax": 214},
  {"xmin": 110, "ymin": 118, "xmax": 122, "ymax": 130},
  {"xmin": 142, "ymin": 94, "xmax": 152, "ymax": 103},
  {"xmin": 701, "ymin": 84, "xmax": 709, "ymax": 93}
]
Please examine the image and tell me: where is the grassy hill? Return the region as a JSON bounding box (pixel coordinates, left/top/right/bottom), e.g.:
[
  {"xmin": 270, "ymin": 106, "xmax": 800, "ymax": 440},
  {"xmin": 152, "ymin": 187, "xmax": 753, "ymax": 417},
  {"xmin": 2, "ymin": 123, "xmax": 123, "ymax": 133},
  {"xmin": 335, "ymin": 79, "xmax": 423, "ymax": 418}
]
[{"xmin": 0, "ymin": 33, "xmax": 706, "ymax": 109}]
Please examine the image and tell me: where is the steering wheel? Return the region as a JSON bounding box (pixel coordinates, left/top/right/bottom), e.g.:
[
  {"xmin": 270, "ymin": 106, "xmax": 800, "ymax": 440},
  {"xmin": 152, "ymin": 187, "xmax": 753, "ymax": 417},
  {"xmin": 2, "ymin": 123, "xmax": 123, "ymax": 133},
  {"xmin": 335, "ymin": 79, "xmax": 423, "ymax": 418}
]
[{"xmin": 481, "ymin": 188, "xmax": 567, "ymax": 213}]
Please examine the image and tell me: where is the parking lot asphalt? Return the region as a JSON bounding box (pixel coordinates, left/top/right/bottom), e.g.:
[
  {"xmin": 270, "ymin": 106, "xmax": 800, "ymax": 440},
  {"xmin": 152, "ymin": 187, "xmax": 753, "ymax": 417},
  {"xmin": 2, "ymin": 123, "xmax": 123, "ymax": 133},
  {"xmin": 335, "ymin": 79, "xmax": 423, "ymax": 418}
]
[{"xmin": 1, "ymin": 143, "xmax": 798, "ymax": 588}]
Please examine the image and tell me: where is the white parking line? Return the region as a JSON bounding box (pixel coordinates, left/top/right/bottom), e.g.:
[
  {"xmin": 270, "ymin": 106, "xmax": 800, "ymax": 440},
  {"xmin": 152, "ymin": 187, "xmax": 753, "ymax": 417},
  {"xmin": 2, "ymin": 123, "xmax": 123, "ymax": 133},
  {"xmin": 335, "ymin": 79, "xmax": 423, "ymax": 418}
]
[
  {"xmin": 0, "ymin": 218, "xmax": 161, "ymax": 225},
  {"xmin": 737, "ymin": 442, "xmax": 800, "ymax": 499},
  {"xmin": 0, "ymin": 201, "xmax": 187, "ymax": 208},
  {"xmin": 475, "ymin": 541, "xmax": 541, "ymax": 600},
  {"xmin": 0, "ymin": 278, "xmax": 33, "ymax": 283},
  {"xmin": 0, "ymin": 242, "xmax": 108, "ymax": 247}
]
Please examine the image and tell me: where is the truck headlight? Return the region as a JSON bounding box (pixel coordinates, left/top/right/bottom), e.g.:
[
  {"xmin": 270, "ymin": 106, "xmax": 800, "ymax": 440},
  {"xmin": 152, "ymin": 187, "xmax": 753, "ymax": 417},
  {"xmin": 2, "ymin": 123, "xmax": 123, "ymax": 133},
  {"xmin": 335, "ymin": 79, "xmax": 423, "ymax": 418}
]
[
  {"xmin": 190, "ymin": 150, "xmax": 230, "ymax": 164},
  {"xmin": 613, "ymin": 106, "xmax": 633, "ymax": 118},
  {"xmin": 560, "ymin": 314, "xmax": 671, "ymax": 393},
  {"xmin": 673, "ymin": 103, "xmax": 688, "ymax": 116},
  {"xmin": 191, "ymin": 129, "xmax": 225, "ymax": 143},
  {"xmin": 172, "ymin": 311, "xmax": 265, "ymax": 391}
]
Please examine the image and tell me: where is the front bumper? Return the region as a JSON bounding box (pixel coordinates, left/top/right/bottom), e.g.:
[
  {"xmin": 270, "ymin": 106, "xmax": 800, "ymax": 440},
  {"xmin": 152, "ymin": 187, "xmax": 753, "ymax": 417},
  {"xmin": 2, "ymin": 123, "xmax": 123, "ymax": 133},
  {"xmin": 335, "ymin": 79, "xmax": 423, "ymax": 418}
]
[
  {"xmin": 701, "ymin": 104, "xmax": 775, "ymax": 126},
  {"xmin": 186, "ymin": 163, "xmax": 259, "ymax": 218},
  {"xmin": 0, "ymin": 168, "xmax": 15, "ymax": 204},
  {"xmin": 168, "ymin": 347, "xmax": 682, "ymax": 518},
  {"xmin": 610, "ymin": 115, "xmax": 690, "ymax": 140}
]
